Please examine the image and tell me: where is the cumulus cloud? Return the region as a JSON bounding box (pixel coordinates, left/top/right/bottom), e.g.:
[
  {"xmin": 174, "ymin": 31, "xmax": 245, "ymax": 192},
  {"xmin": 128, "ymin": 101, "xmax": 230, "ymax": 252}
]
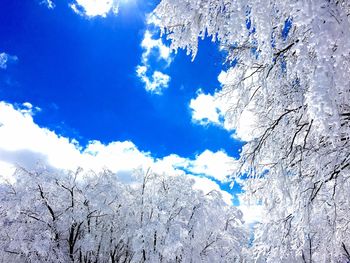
[
  {"xmin": 70, "ymin": 0, "xmax": 119, "ymax": 17},
  {"xmin": 0, "ymin": 102, "xmax": 87, "ymax": 173},
  {"xmin": 188, "ymin": 150, "xmax": 236, "ymax": 182},
  {"xmin": 0, "ymin": 102, "xmax": 154, "ymax": 176},
  {"xmin": 189, "ymin": 89, "xmax": 226, "ymax": 126},
  {"xmin": 189, "ymin": 175, "xmax": 233, "ymax": 205},
  {"xmin": 0, "ymin": 52, "xmax": 18, "ymax": 70},
  {"xmin": 189, "ymin": 88, "xmax": 236, "ymax": 133},
  {"xmin": 0, "ymin": 101, "xmax": 236, "ymax": 205},
  {"xmin": 136, "ymin": 29, "xmax": 172, "ymax": 94},
  {"xmin": 189, "ymin": 69, "xmax": 259, "ymax": 141}
]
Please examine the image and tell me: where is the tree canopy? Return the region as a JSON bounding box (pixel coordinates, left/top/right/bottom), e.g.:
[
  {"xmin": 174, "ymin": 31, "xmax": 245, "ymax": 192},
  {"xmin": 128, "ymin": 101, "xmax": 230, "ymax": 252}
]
[
  {"xmin": 0, "ymin": 168, "xmax": 247, "ymax": 262},
  {"xmin": 153, "ymin": 0, "xmax": 350, "ymax": 262}
]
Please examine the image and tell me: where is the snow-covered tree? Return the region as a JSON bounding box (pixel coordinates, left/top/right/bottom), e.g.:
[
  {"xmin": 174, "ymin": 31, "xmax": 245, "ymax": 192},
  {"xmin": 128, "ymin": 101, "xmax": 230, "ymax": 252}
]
[
  {"xmin": 154, "ymin": 1, "xmax": 350, "ymax": 262},
  {"xmin": 0, "ymin": 168, "xmax": 247, "ymax": 262}
]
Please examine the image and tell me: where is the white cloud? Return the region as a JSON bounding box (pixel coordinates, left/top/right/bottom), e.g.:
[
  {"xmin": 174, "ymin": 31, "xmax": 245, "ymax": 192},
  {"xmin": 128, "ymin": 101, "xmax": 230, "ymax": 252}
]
[
  {"xmin": 41, "ymin": 0, "xmax": 55, "ymax": 9},
  {"xmin": 82, "ymin": 140, "xmax": 154, "ymax": 172},
  {"xmin": 190, "ymin": 90, "xmax": 225, "ymax": 126},
  {"xmin": 136, "ymin": 30, "xmax": 172, "ymax": 94},
  {"xmin": 0, "ymin": 160, "xmax": 16, "ymax": 183},
  {"xmin": 141, "ymin": 31, "xmax": 171, "ymax": 63},
  {"xmin": 189, "ymin": 175, "xmax": 233, "ymax": 205},
  {"xmin": 0, "ymin": 102, "xmax": 155, "ymax": 175},
  {"xmin": 0, "ymin": 101, "xmax": 236, "ymax": 205},
  {"xmin": 190, "ymin": 88, "xmax": 235, "ymax": 132},
  {"xmin": 217, "ymin": 69, "xmax": 234, "ymax": 86},
  {"xmin": 151, "ymin": 154, "xmax": 188, "ymax": 175},
  {"xmin": 136, "ymin": 67, "xmax": 170, "ymax": 94},
  {"xmin": 20, "ymin": 102, "xmax": 42, "ymax": 116},
  {"xmin": 70, "ymin": 0, "xmax": 119, "ymax": 17},
  {"xmin": 0, "ymin": 52, "xmax": 18, "ymax": 69},
  {"xmin": 0, "ymin": 102, "xmax": 85, "ymax": 173},
  {"xmin": 189, "ymin": 150, "xmax": 236, "ymax": 182},
  {"xmin": 189, "ymin": 69, "xmax": 260, "ymax": 141},
  {"xmin": 151, "ymin": 149, "xmax": 236, "ymax": 183}
]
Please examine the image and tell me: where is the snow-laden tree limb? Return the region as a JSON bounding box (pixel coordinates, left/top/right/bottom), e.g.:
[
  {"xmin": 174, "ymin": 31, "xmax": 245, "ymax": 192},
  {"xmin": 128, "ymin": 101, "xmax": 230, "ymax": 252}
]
[{"xmin": 154, "ymin": 0, "xmax": 350, "ymax": 262}]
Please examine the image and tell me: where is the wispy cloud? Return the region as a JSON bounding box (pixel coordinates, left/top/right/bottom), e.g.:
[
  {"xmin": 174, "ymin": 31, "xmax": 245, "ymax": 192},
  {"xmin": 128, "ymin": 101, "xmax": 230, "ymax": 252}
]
[
  {"xmin": 40, "ymin": 0, "xmax": 55, "ymax": 9},
  {"xmin": 140, "ymin": 30, "xmax": 171, "ymax": 63},
  {"xmin": 0, "ymin": 101, "xmax": 236, "ymax": 204},
  {"xmin": 136, "ymin": 66, "xmax": 170, "ymax": 94},
  {"xmin": 0, "ymin": 52, "xmax": 18, "ymax": 70},
  {"xmin": 136, "ymin": 28, "xmax": 172, "ymax": 95}
]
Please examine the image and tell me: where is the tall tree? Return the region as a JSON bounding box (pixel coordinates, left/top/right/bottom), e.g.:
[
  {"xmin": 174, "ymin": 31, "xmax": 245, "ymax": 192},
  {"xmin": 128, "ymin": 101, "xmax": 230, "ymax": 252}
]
[{"xmin": 154, "ymin": 1, "xmax": 350, "ymax": 262}]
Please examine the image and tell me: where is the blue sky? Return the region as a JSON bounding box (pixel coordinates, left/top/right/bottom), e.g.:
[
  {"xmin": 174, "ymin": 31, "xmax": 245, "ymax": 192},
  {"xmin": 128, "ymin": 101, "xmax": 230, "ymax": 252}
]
[
  {"xmin": 0, "ymin": 0, "xmax": 248, "ymax": 207},
  {"xmin": 0, "ymin": 0, "xmax": 243, "ymax": 158}
]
